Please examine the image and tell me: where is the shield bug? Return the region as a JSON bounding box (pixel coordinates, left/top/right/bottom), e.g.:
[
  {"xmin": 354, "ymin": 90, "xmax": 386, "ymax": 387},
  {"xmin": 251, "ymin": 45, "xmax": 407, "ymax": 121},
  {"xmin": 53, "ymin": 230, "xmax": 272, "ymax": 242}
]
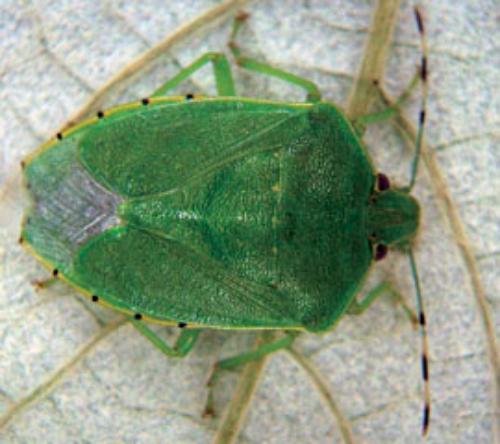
[{"xmin": 20, "ymin": 6, "xmax": 430, "ymax": 435}]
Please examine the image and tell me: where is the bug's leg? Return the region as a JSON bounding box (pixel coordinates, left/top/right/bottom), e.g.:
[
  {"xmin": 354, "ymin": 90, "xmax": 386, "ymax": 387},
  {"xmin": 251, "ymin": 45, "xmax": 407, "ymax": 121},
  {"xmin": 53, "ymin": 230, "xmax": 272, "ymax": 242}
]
[
  {"xmin": 32, "ymin": 277, "xmax": 57, "ymax": 290},
  {"xmin": 353, "ymin": 69, "xmax": 421, "ymax": 129},
  {"xmin": 32, "ymin": 269, "xmax": 61, "ymax": 290},
  {"xmin": 131, "ymin": 319, "xmax": 202, "ymax": 358},
  {"xmin": 203, "ymin": 331, "xmax": 299, "ymax": 416},
  {"xmin": 353, "ymin": 3, "xmax": 427, "ymax": 129},
  {"xmin": 228, "ymin": 13, "xmax": 321, "ymax": 103},
  {"xmin": 150, "ymin": 52, "xmax": 236, "ymax": 98},
  {"xmin": 353, "ymin": 5, "xmax": 428, "ymax": 193},
  {"xmin": 347, "ymin": 281, "xmax": 418, "ymax": 326}
]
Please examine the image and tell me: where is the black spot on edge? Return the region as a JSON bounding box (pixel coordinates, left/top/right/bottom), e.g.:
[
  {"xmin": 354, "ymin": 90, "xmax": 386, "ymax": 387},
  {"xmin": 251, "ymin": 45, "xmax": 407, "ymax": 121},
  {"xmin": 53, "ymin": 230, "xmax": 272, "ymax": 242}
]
[
  {"xmin": 186, "ymin": 94, "xmax": 194, "ymax": 101},
  {"xmin": 178, "ymin": 322, "xmax": 187, "ymax": 328},
  {"xmin": 56, "ymin": 133, "xmax": 63, "ymax": 140},
  {"xmin": 141, "ymin": 98, "xmax": 150, "ymax": 106},
  {"xmin": 97, "ymin": 111, "xmax": 104, "ymax": 119},
  {"xmin": 92, "ymin": 295, "xmax": 99, "ymax": 302},
  {"xmin": 52, "ymin": 269, "xmax": 59, "ymax": 277},
  {"xmin": 134, "ymin": 313, "xmax": 142, "ymax": 320}
]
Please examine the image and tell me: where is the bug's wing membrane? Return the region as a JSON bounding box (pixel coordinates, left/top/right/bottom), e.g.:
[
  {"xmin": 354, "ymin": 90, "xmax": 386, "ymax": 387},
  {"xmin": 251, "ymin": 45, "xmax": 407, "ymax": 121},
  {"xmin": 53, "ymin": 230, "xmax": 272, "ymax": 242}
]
[{"xmin": 73, "ymin": 226, "xmax": 301, "ymax": 329}]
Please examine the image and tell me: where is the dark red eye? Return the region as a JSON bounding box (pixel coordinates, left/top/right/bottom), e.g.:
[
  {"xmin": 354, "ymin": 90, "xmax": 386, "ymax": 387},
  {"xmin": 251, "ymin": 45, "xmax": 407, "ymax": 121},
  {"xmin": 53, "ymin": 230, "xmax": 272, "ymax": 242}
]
[
  {"xmin": 374, "ymin": 244, "xmax": 388, "ymax": 261},
  {"xmin": 376, "ymin": 173, "xmax": 391, "ymax": 191}
]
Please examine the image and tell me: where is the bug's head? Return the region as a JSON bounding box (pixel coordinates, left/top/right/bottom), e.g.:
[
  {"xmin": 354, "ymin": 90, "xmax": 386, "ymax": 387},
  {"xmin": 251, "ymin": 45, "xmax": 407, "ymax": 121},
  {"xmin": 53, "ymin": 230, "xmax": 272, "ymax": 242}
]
[{"xmin": 368, "ymin": 173, "xmax": 420, "ymax": 257}]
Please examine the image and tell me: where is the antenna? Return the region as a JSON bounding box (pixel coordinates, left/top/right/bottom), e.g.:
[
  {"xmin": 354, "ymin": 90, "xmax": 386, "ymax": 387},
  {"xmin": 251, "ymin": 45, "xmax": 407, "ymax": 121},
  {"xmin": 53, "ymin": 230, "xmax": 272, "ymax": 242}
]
[
  {"xmin": 408, "ymin": 6, "xmax": 429, "ymax": 192},
  {"xmin": 408, "ymin": 247, "xmax": 431, "ymax": 435}
]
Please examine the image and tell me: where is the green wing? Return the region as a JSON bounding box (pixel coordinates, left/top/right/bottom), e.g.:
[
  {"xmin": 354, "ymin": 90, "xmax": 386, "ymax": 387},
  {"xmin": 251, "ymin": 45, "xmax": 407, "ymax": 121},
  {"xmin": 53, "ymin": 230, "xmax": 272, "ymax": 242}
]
[
  {"xmin": 79, "ymin": 99, "xmax": 309, "ymax": 197},
  {"xmin": 73, "ymin": 226, "xmax": 301, "ymax": 329}
]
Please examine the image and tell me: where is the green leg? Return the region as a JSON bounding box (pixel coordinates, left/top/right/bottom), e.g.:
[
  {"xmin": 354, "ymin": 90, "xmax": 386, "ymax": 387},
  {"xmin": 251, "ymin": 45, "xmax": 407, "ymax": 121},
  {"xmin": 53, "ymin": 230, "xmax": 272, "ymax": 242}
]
[
  {"xmin": 131, "ymin": 319, "xmax": 202, "ymax": 358},
  {"xmin": 151, "ymin": 52, "xmax": 237, "ymax": 98},
  {"xmin": 347, "ymin": 281, "xmax": 418, "ymax": 325},
  {"xmin": 355, "ymin": 6, "xmax": 428, "ymax": 192},
  {"xmin": 351, "ymin": 70, "xmax": 421, "ymax": 138},
  {"xmin": 228, "ymin": 13, "xmax": 321, "ymax": 103},
  {"xmin": 354, "ymin": 70, "xmax": 420, "ymax": 127},
  {"xmin": 204, "ymin": 331, "xmax": 299, "ymax": 416}
]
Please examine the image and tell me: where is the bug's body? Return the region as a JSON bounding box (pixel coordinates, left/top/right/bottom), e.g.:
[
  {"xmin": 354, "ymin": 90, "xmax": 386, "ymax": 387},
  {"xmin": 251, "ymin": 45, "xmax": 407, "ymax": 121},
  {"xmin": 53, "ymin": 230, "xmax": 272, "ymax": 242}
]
[
  {"xmin": 21, "ymin": 96, "xmax": 418, "ymax": 333},
  {"xmin": 19, "ymin": 7, "xmax": 433, "ymax": 435}
]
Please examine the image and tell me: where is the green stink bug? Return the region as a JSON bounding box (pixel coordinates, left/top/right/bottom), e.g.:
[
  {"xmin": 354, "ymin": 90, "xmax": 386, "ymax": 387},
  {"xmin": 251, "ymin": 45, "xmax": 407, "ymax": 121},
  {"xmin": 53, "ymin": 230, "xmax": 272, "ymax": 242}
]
[{"xmin": 18, "ymin": 4, "xmax": 431, "ymax": 438}]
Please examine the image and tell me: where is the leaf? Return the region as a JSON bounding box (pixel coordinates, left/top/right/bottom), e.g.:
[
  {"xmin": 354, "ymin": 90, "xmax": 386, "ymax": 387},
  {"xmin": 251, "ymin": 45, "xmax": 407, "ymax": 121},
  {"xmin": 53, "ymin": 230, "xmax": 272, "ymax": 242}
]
[{"xmin": 1, "ymin": 1, "xmax": 498, "ymax": 443}]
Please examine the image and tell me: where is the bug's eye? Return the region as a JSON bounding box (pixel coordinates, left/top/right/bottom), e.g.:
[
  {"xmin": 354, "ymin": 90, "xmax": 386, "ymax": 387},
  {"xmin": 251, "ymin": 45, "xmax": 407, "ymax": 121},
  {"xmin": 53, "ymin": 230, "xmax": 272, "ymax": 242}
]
[
  {"xmin": 374, "ymin": 244, "xmax": 388, "ymax": 261},
  {"xmin": 376, "ymin": 173, "xmax": 391, "ymax": 192}
]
